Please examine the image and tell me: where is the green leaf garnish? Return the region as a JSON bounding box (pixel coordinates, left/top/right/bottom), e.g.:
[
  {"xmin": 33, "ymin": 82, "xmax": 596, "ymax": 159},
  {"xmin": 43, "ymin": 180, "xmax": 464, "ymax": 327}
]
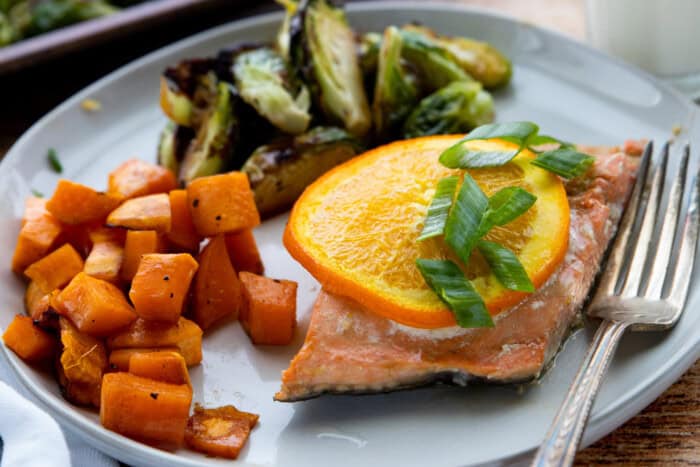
[
  {"xmin": 417, "ymin": 176, "xmax": 458, "ymax": 241},
  {"xmin": 477, "ymin": 240, "xmax": 534, "ymax": 292},
  {"xmin": 31, "ymin": 189, "xmax": 44, "ymax": 198},
  {"xmin": 531, "ymin": 148, "xmax": 595, "ymax": 179},
  {"xmin": 415, "ymin": 258, "xmax": 494, "ymax": 328},
  {"xmin": 439, "ymin": 121, "xmax": 538, "ymax": 168},
  {"xmin": 444, "ymin": 173, "xmax": 488, "ymax": 265},
  {"xmin": 47, "ymin": 148, "xmax": 62, "ymax": 173},
  {"xmin": 483, "ymin": 187, "xmax": 537, "ymax": 228}
]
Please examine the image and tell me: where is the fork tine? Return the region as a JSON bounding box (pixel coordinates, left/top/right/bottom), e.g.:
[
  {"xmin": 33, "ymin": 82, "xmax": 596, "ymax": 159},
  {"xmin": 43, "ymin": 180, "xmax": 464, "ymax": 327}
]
[
  {"xmin": 643, "ymin": 145, "xmax": 690, "ymax": 299},
  {"xmin": 666, "ymin": 157, "xmax": 700, "ymax": 308},
  {"xmin": 619, "ymin": 142, "xmax": 668, "ymax": 297},
  {"xmin": 592, "ymin": 142, "xmax": 653, "ymax": 300}
]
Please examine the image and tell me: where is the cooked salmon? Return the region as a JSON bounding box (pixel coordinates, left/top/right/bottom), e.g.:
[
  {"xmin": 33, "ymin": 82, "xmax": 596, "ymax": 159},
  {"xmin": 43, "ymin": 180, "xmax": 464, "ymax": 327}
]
[{"xmin": 276, "ymin": 144, "xmax": 639, "ymax": 401}]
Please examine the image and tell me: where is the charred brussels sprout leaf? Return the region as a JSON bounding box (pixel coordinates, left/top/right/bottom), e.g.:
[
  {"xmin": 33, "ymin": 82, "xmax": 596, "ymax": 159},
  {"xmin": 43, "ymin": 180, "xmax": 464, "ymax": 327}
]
[
  {"xmin": 403, "ymin": 81, "xmax": 494, "ymax": 138},
  {"xmin": 233, "ymin": 47, "xmax": 311, "ymax": 135},
  {"xmin": 290, "ymin": 0, "xmax": 371, "ymax": 137},
  {"xmin": 399, "ymin": 28, "xmax": 471, "ymax": 91},
  {"xmin": 159, "ymin": 77, "xmax": 194, "ymax": 127},
  {"xmin": 403, "ymin": 25, "xmax": 512, "ymax": 89},
  {"xmin": 372, "ymin": 26, "xmax": 419, "ymax": 140},
  {"xmin": 242, "ymin": 126, "xmax": 363, "ymax": 217},
  {"xmin": 178, "ymin": 81, "xmax": 238, "ymax": 184}
]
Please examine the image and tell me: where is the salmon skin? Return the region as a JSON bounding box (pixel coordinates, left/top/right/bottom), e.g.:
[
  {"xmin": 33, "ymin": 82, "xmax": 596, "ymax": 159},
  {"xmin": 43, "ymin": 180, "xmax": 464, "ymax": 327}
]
[{"xmin": 276, "ymin": 144, "xmax": 640, "ymax": 402}]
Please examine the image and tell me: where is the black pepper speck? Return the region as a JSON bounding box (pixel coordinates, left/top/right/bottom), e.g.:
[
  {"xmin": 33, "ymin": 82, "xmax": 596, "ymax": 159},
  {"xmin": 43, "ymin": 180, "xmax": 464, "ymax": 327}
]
[
  {"xmin": 163, "ymin": 275, "xmax": 170, "ymax": 281},
  {"xmin": 150, "ymin": 393, "xmax": 159, "ymax": 400},
  {"xmin": 192, "ymin": 199, "xmax": 199, "ymax": 208}
]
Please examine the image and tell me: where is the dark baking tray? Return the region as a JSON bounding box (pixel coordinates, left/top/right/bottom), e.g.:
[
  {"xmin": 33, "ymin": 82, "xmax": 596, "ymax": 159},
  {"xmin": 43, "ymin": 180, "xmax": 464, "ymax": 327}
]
[{"xmin": 0, "ymin": 0, "xmax": 240, "ymax": 73}]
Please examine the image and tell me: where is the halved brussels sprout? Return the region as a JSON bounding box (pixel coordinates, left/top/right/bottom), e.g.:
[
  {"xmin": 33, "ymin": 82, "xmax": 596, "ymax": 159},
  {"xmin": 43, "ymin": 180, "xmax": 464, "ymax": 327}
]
[
  {"xmin": 233, "ymin": 47, "xmax": 311, "ymax": 135},
  {"xmin": 372, "ymin": 26, "xmax": 419, "ymax": 140},
  {"xmin": 178, "ymin": 81, "xmax": 238, "ymax": 184},
  {"xmin": 159, "ymin": 77, "xmax": 194, "ymax": 127},
  {"xmin": 358, "ymin": 31, "xmax": 381, "ymax": 78},
  {"xmin": 290, "ymin": 0, "xmax": 371, "ymax": 137},
  {"xmin": 399, "ymin": 28, "xmax": 472, "ymax": 91},
  {"xmin": 403, "ymin": 81, "xmax": 494, "ymax": 138},
  {"xmin": 158, "ymin": 121, "xmax": 195, "ymax": 175},
  {"xmin": 161, "ymin": 58, "xmax": 222, "ymax": 129},
  {"xmin": 242, "ymin": 126, "xmax": 363, "ymax": 217},
  {"xmin": 403, "ymin": 24, "xmax": 512, "ymax": 89}
]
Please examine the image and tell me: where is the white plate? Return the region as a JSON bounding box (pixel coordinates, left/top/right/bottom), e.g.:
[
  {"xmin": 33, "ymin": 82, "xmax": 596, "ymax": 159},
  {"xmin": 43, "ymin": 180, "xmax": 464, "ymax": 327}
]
[{"xmin": 1, "ymin": 3, "xmax": 699, "ymax": 467}]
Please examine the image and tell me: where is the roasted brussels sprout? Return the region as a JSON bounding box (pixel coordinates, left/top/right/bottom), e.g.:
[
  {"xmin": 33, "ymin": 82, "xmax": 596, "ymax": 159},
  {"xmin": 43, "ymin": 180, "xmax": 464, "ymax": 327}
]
[
  {"xmin": 403, "ymin": 24, "xmax": 512, "ymax": 89},
  {"xmin": 358, "ymin": 31, "xmax": 381, "ymax": 78},
  {"xmin": 159, "ymin": 77, "xmax": 194, "ymax": 127},
  {"xmin": 10, "ymin": 0, "xmax": 117, "ymax": 38},
  {"xmin": 158, "ymin": 121, "xmax": 195, "ymax": 175},
  {"xmin": 399, "ymin": 28, "xmax": 471, "ymax": 91},
  {"xmin": 233, "ymin": 46, "xmax": 311, "ymax": 135},
  {"xmin": 290, "ymin": 0, "xmax": 371, "ymax": 137},
  {"xmin": 0, "ymin": 12, "xmax": 12, "ymax": 45},
  {"xmin": 242, "ymin": 126, "xmax": 362, "ymax": 217},
  {"xmin": 161, "ymin": 59, "xmax": 223, "ymax": 129},
  {"xmin": 372, "ymin": 26, "xmax": 419, "ymax": 140},
  {"xmin": 403, "ymin": 81, "xmax": 494, "ymax": 138},
  {"xmin": 178, "ymin": 81, "xmax": 238, "ymax": 184}
]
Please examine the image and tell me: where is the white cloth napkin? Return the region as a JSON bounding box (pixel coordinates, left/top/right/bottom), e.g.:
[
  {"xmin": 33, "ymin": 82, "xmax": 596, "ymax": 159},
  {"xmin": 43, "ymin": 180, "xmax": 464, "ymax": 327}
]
[{"xmin": 0, "ymin": 354, "xmax": 118, "ymax": 467}]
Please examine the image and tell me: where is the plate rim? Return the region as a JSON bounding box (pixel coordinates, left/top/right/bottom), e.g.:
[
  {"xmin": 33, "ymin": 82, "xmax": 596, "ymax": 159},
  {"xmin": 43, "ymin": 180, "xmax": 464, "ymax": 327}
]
[{"xmin": 1, "ymin": 2, "xmax": 699, "ymax": 466}]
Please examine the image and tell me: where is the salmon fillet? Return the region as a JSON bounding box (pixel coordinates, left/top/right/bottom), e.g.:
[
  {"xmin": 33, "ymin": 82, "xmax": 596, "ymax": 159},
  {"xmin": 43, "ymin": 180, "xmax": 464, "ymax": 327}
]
[{"xmin": 276, "ymin": 144, "xmax": 640, "ymax": 402}]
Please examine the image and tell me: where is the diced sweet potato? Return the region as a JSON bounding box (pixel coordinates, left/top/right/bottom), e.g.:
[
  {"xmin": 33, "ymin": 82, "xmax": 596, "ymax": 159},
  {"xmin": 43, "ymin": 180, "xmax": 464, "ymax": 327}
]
[
  {"xmin": 25, "ymin": 281, "xmax": 50, "ymax": 319},
  {"xmin": 129, "ymin": 253, "xmax": 198, "ymax": 323},
  {"xmin": 108, "ymin": 347, "xmax": 180, "ymax": 372},
  {"xmin": 58, "ymin": 223, "xmax": 95, "ymax": 257},
  {"xmin": 24, "ymin": 244, "xmax": 84, "ymax": 292},
  {"xmin": 239, "ymin": 272, "xmax": 297, "ymax": 345},
  {"xmin": 187, "ymin": 172, "xmax": 260, "ymax": 237},
  {"xmin": 2, "ymin": 315, "xmax": 56, "ymax": 363},
  {"xmin": 54, "ymin": 272, "xmax": 136, "ymax": 337},
  {"xmin": 106, "ymin": 194, "xmax": 171, "ymax": 232},
  {"xmin": 46, "ymin": 180, "xmax": 121, "ymax": 225},
  {"xmin": 101, "ymin": 373, "xmax": 192, "ymax": 447},
  {"xmin": 224, "ymin": 230, "xmax": 264, "ymax": 275},
  {"xmin": 193, "ymin": 236, "xmax": 241, "ymax": 330},
  {"xmin": 57, "ymin": 317, "xmax": 107, "ymax": 407},
  {"xmin": 120, "ymin": 230, "xmax": 166, "ymax": 281},
  {"xmin": 166, "ymin": 190, "xmax": 201, "ymax": 252},
  {"xmin": 83, "ymin": 229, "xmax": 125, "ymax": 285},
  {"xmin": 107, "ymin": 317, "xmax": 202, "ymax": 366},
  {"xmin": 108, "ymin": 159, "xmax": 177, "ymax": 200},
  {"xmin": 11, "ymin": 206, "xmax": 63, "ymax": 274},
  {"xmin": 22, "ymin": 197, "xmax": 49, "ymax": 226},
  {"xmin": 184, "ymin": 404, "xmax": 259, "ymax": 459},
  {"xmin": 128, "ymin": 350, "xmax": 190, "ymax": 386}
]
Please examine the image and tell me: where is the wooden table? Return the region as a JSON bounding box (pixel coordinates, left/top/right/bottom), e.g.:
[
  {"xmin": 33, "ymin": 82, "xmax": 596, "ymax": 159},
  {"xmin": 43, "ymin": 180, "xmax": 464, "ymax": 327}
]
[{"xmin": 1, "ymin": 1, "xmax": 697, "ymax": 465}]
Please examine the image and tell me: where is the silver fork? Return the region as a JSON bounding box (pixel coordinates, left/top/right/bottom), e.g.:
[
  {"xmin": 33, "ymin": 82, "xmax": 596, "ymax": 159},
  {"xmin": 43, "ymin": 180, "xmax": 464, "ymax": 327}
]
[{"xmin": 531, "ymin": 141, "xmax": 699, "ymax": 467}]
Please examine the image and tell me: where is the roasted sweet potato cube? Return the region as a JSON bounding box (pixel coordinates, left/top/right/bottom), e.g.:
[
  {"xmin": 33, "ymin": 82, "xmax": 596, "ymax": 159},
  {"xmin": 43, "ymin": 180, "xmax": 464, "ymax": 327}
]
[
  {"xmin": 83, "ymin": 229, "xmax": 125, "ymax": 285},
  {"xmin": 106, "ymin": 194, "xmax": 171, "ymax": 232},
  {"xmin": 239, "ymin": 272, "xmax": 297, "ymax": 345},
  {"xmin": 108, "ymin": 159, "xmax": 177, "ymax": 199},
  {"xmin": 107, "ymin": 317, "xmax": 202, "ymax": 366},
  {"xmin": 25, "ymin": 281, "xmax": 50, "ymax": 319},
  {"xmin": 22, "ymin": 197, "xmax": 50, "ymax": 226},
  {"xmin": 24, "ymin": 243, "xmax": 84, "ymax": 292},
  {"xmin": 46, "ymin": 180, "xmax": 122, "ymax": 225},
  {"xmin": 54, "ymin": 272, "xmax": 136, "ymax": 336},
  {"xmin": 128, "ymin": 350, "xmax": 190, "ymax": 386},
  {"xmin": 224, "ymin": 230, "xmax": 264, "ymax": 275},
  {"xmin": 2, "ymin": 315, "xmax": 56, "ymax": 363},
  {"xmin": 11, "ymin": 206, "xmax": 63, "ymax": 274},
  {"xmin": 193, "ymin": 236, "xmax": 241, "ymax": 330},
  {"xmin": 166, "ymin": 189, "xmax": 201, "ymax": 252},
  {"xmin": 101, "ymin": 372, "xmax": 192, "ymax": 448},
  {"xmin": 120, "ymin": 230, "xmax": 166, "ymax": 281},
  {"xmin": 108, "ymin": 347, "xmax": 180, "ymax": 372},
  {"xmin": 57, "ymin": 317, "xmax": 107, "ymax": 407},
  {"xmin": 187, "ymin": 172, "xmax": 260, "ymax": 237},
  {"xmin": 185, "ymin": 404, "xmax": 259, "ymax": 459},
  {"xmin": 129, "ymin": 253, "xmax": 198, "ymax": 323}
]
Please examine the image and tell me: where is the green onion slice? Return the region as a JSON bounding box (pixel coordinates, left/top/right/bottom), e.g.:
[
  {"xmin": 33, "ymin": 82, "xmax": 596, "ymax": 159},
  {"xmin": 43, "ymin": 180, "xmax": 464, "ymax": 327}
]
[
  {"xmin": 477, "ymin": 240, "xmax": 534, "ymax": 292},
  {"xmin": 418, "ymin": 176, "xmax": 458, "ymax": 241},
  {"xmin": 531, "ymin": 148, "xmax": 595, "ymax": 179},
  {"xmin": 444, "ymin": 173, "xmax": 488, "ymax": 264}
]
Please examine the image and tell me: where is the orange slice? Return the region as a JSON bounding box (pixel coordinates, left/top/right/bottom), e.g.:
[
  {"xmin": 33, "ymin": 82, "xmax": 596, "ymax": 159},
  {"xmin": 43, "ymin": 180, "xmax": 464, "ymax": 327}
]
[{"xmin": 284, "ymin": 136, "xmax": 570, "ymax": 328}]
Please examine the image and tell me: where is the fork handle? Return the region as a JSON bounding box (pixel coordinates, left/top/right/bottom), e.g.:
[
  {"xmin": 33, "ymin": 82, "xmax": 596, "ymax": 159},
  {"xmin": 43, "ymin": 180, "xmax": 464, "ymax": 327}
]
[{"xmin": 531, "ymin": 320, "xmax": 629, "ymax": 467}]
